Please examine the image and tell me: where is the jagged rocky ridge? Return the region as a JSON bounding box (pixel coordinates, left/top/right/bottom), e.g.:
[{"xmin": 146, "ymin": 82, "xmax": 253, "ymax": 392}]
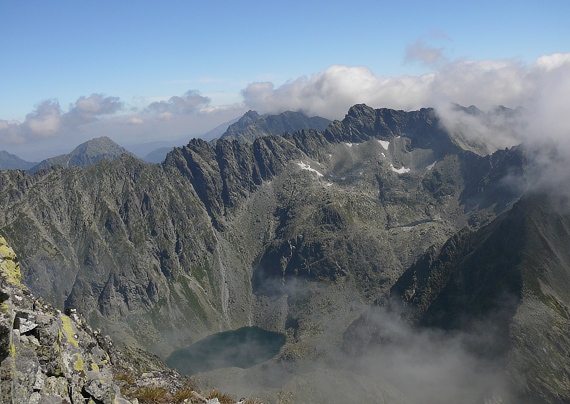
[
  {"xmin": 0, "ymin": 103, "xmax": 562, "ymax": 401},
  {"xmin": 142, "ymin": 109, "xmax": 330, "ymax": 163}
]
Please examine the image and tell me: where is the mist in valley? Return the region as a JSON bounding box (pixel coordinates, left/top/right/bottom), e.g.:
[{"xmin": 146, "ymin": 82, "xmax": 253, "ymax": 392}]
[{"xmin": 191, "ymin": 296, "xmax": 516, "ymax": 403}]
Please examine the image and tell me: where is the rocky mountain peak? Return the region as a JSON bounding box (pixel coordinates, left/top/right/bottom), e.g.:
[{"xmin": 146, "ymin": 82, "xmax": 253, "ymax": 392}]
[
  {"xmin": 219, "ymin": 109, "xmax": 330, "ymax": 144},
  {"xmin": 242, "ymin": 110, "xmax": 261, "ymax": 121},
  {"xmin": 28, "ymin": 136, "xmax": 135, "ymax": 174},
  {"xmin": 222, "ymin": 110, "xmax": 262, "ymax": 136},
  {"xmin": 72, "ymin": 136, "xmax": 128, "ymax": 156},
  {"xmin": 345, "ymin": 103, "xmax": 377, "ymax": 120},
  {"xmin": 324, "ymin": 104, "xmax": 446, "ymax": 150}
]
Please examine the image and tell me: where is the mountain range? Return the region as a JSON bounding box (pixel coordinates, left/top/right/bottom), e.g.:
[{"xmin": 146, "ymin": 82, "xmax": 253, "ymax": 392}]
[
  {"xmin": 0, "ymin": 110, "xmax": 329, "ymax": 168},
  {"xmin": 0, "ymin": 103, "xmax": 567, "ymax": 402}
]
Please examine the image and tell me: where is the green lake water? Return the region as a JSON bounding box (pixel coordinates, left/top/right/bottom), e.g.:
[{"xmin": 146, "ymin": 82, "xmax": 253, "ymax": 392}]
[{"xmin": 165, "ymin": 326, "xmax": 286, "ymax": 375}]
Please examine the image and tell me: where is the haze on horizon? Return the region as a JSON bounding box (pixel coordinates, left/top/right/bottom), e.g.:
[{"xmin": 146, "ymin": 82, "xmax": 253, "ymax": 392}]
[{"xmin": 1, "ymin": 1, "xmax": 569, "ymax": 161}]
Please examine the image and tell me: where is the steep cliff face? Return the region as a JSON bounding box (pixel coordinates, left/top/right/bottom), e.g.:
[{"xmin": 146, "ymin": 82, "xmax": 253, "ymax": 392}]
[{"xmin": 0, "ymin": 105, "xmax": 528, "ymax": 364}]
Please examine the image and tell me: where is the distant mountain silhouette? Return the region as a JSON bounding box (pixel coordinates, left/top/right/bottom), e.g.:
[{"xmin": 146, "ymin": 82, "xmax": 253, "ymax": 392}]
[
  {"xmin": 29, "ymin": 136, "xmax": 135, "ymax": 173},
  {"xmin": 0, "ymin": 150, "xmax": 37, "ymax": 170},
  {"xmin": 218, "ymin": 110, "xmax": 331, "ymax": 143}
]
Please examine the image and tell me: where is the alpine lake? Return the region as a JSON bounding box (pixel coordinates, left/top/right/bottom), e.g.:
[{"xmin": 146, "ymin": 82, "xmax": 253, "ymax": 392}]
[{"xmin": 165, "ymin": 326, "xmax": 286, "ymax": 375}]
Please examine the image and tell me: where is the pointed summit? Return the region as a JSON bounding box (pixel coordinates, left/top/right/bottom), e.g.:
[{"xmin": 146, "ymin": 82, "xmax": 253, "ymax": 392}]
[{"xmin": 29, "ymin": 136, "xmax": 135, "ymax": 173}]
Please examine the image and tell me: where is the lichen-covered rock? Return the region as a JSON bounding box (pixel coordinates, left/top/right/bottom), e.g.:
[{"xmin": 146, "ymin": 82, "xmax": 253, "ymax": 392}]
[{"xmin": 0, "ymin": 235, "xmax": 133, "ymax": 403}]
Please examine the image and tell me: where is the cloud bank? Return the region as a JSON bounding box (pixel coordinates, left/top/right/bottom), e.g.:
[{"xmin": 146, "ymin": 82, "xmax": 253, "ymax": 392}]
[
  {"xmin": 241, "ymin": 52, "xmax": 570, "ymax": 160},
  {"xmin": 241, "ymin": 56, "xmax": 547, "ymax": 119},
  {"xmin": 0, "ymin": 94, "xmax": 123, "ymax": 145}
]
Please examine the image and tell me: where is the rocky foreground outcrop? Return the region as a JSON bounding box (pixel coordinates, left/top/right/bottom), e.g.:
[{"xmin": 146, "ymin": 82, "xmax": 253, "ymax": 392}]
[
  {"xmin": 0, "ymin": 235, "xmax": 134, "ymax": 402},
  {"xmin": 0, "ymin": 235, "xmax": 237, "ymax": 404}
]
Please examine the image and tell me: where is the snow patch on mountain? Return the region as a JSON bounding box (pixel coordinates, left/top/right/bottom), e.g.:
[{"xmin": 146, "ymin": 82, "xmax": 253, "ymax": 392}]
[
  {"xmin": 297, "ymin": 162, "xmax": 324, "ymax": 177},
  {"xmin": 390, "ymin": 164, "xmax": 410, "ymax": 174},
  {"xmin": 377, "ymin": 140, "xmax": 390, "ymax": 150}
]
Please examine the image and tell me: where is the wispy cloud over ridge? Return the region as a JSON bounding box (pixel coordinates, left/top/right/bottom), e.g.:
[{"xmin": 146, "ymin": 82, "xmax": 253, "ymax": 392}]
[{"xmin": 241, "ymin": 52, "xmax": 570, "ymax": 158}]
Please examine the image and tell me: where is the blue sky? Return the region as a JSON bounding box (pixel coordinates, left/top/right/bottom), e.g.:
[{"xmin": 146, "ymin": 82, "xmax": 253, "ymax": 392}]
[{"xmin": 1, "ymin": 1, "xmax": 570, "ymax": 160}]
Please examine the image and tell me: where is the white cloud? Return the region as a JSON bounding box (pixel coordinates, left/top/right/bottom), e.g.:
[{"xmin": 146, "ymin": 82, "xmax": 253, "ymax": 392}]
[
  {"xmin": 145, "ymin": 90, "xmax": 210, "ymax": 114},
  {"xmin": 533, "ymin": 52, "xmax": 570, "ymax": 72},
  {"xmin": 0, "ymin": 95, "xmax": 123, "ymax": 145},
  {"xmin": 434, "ymin": 53, "xmax": 570, "ymax": 157},
  {"xmin": 525, "ymin": 54, "xmax": 570, "ymax": 143},
  {"xmin": 74, "ymin": 94, "xmax": 120, "ymax": 115},
  {"xmin": 240, "ymin": 53, "xmax": 570, "ymax": 159},
  {"xmin": 242, "ymin": 65, "xmax": 436, "ymax": 119},
  {"xmin": 26, "ymin": 101, "xmax": 61, "ymax": 136},
  {"xmin": 0, "ymin": 100, "xmax": 63, "ymax": 143},
  {"xmin": 64, "ymin": 94, "xmax": 123, "ymax": 127},
  {"xmin": 241, "ymin": 58, "xmax": 538, "ymax": 119}
]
